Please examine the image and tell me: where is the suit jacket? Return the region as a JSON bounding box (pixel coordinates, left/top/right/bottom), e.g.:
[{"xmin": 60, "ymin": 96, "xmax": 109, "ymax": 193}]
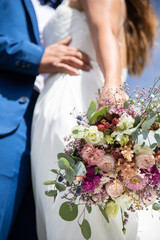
[{"xmin": 0, "ymin": 0, "xmax": 45, "ymax": 136}]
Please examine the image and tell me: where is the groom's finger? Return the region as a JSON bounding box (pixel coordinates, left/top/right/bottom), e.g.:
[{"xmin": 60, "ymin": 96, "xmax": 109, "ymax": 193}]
[
  {"xmin": 57, "ymin": 63, "xmax": 80, "ymax": 76},
  {"xmin": 62, "ymin": 56, "xmax": 91, "ymax": 71},
  {"xmin": 66, "ymin": 48, "xmax": 91, "ymax": 66},
  {"xmin": 58, "ymin": 36, "xmax": 72, "ymax": 45}
]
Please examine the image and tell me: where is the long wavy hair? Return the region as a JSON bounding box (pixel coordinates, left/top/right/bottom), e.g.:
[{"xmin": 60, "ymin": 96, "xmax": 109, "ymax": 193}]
[{"xmin": 125, "ymin": 0, "xmax": 158, "ymax": 75}]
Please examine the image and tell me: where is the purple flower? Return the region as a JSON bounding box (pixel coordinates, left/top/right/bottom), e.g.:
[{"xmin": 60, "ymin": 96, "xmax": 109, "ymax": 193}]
[
  {"xmin": 81, "ymin": 167, "xmax": 101, "ymax": 192},
  {"xmin": 141, "ymin": 165, "xmax": 160, "ymax": 185}
]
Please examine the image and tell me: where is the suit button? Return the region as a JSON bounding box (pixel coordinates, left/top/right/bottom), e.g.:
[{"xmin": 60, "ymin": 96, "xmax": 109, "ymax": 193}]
[
  {"xmin": 26, "ymin": 63, "xmax": 31, "ymax": 70},
  {"xmin": 15, "ymin": 60, "xmax": 22, "ymax": 67},
  {"xmin": 19, "ymin": 96, "xmax": 28, "ymax": 104}
]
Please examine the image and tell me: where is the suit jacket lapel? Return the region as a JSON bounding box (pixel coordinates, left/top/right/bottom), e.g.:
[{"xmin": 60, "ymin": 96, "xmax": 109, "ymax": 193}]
[{"xmin": 22, "ymin": 0, "xmax": 40, "ymax": 45}]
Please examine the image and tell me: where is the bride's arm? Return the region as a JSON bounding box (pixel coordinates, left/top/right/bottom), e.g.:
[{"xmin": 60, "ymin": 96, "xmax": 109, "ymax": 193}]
[{"xmin": 79, "ymin": 0, "xmax": 126, "ymax": 108}]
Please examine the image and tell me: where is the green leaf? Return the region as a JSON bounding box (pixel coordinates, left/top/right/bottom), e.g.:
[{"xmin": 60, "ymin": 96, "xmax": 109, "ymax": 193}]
[
  {"xmin": 50, "ymin": 169, "xmax": 59, "ymax": 175},
  {"xmin": 89, "ymin": 107, "xmax": 108, "ymax": 124},
  {"xmin": 57, "ymin": 153, "xmax": 75, "ymax": 167},
  {"xmin": 86, "ymin": 206, "xmax": 92, "ymax": 214},
  {"xmin": 79, "ymin": 219, "xmax": 91, "ymax": 240},
  {"xmin": 87, "ymin": 101, "xmax": 97, "ymax": 121},
  {"xmin": 45, "ymin": 190, "xmax": 57, "ymax": 199},
  {"xmin": 98, "ymin": 206, "xmax": 109, "ymax": 223},
  {"xmin": 65, "ymin": 167, "xmax": 75, "ymax": 184},
  {"xmin": 71, "ymin": 156, "xmax": 83, "ymax": 162},
  {"xmin": 43, "ymin": 180, "xmax": 56, "ymax": 185},
  {"xmin": 58, "ymin": 157, "xmax": 70, "ymax": 170},
  {"xmin": 133, "ymin": 116, "xmax": 141, "ymax": 127},
  {"xmin": 132, "ymin": 129, "xmax": 157, "ymax": 148},
  {"xmin": 59, "ymin": 202, "xmax": 78, "ymax": 221},
  {"xmin": 123, "ymin": 100, "xmax": 134, "ymax": 109},
  {"xmin": 94, "ymin": 167, "xmax": 99, "ymax": 175},
  {"xmin": 152, "ymin": 203, "xmax": 160, "ymax": 211},
  {"xmin": 73, "ymin": 161, "xmax": 86, "ymax": 176},
  {"xmin": 142, "ymin": 113, "xmax": 156, "ymax": 130},
  {"xmin": 55, "ymin": 182, "xmax": 66, "ymax": 192}
]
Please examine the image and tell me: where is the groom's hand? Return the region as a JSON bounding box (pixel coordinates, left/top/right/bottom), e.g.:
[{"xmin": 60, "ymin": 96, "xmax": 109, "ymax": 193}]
[{"xmin": 38, "ymin": 37, "xmax": 92, "ymax": 75}]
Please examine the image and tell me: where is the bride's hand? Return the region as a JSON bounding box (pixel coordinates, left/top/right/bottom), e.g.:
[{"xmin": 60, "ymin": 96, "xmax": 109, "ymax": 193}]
[
  {"xmin": 98, "ymin": 86, "xmax": 126, "ymax": 110},
  {"xmin": 38, "ymin": 37, "xmax": 92, "ymax": 75}
]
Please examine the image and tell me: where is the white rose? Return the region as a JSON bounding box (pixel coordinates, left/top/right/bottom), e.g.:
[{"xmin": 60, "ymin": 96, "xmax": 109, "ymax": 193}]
[
  {"xmin": 115, "ymin": 193, "xmax": 137, "ymax": 210},
  {"xmin": 133, "ymin": 144, "xmax": 154, "ymax": 154},
  {"xmin": 85, "ymin": 126, "xmax": 104, "ymax": 145},
  {"xmin": 117, "ymin": 113, "xmax": 134, "ymax": 131}
]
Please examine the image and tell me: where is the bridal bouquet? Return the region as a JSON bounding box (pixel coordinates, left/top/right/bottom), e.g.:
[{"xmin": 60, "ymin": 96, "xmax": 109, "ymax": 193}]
[{"xmin": 44, "ymin": 78, "xmax": 160, "ymax": 240}]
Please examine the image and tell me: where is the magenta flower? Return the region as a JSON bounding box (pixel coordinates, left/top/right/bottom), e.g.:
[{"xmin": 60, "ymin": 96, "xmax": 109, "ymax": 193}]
[
  {"xmin": 141, "ymin": 165, "xmax": 160, "ymax": 185},
  {"xmin": 81, "ymin": 143, "xmax": 104, "ymax": 166},
  {"xmin": 81, "ymin": 167, "xmax": 101, "ymax": 192}
]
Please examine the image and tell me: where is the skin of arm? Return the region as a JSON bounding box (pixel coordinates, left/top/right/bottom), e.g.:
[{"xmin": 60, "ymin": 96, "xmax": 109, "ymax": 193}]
[{"xmin": 79, "ymin": 0, "xmax": 126, "ymax": 108}]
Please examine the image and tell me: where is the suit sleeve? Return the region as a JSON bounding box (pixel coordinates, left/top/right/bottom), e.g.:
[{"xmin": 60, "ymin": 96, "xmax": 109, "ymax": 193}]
[{"xmin": 0, "ymin": 34, "xmax": 45, "ymax": 76}]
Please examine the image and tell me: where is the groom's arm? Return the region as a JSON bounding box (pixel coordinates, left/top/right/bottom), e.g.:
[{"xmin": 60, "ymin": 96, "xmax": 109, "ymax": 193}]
[
  {"xmin": 0, "ymin": 34, "xmax": 45, "ymax": 76},
  {"xmin": 0, "ymin": 34, "xmax": 92, "ymax": 77}
]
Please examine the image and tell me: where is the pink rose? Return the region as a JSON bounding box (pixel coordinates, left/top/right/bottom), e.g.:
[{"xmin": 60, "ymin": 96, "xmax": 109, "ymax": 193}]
[
  {"xmin": 81, "ymin": 143, "xmax": 104, "ymax": 166},
  {"xmin": 97, "ymin": 154, "xmax": 115, "ymax": 172},
  {"xmin": 105, "ymin": 181, "xmax": 124, "ymax": 198},
  {"xmin": 136, "ymin": 154, "xmax": 155, "ymax": 169}
]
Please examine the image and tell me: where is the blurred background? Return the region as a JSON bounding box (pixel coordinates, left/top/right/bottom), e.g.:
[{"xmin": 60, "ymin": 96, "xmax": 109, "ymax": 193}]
[{"xmin": 127, "ymin": 0, "xmax": 160, "ymax": 93}]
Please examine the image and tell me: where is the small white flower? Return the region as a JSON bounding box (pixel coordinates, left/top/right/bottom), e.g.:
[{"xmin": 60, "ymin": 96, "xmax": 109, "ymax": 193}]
[
  {"xmin": 85, "ymin": 126, "xmax": 104, "ymax": 145},
  {"xmin": 117, "ymin": 113, "xmax": 135, "ymax": 131},
  {"xmin": 115, "ymin": 193, "xmax": 137, "ymax": 210}
]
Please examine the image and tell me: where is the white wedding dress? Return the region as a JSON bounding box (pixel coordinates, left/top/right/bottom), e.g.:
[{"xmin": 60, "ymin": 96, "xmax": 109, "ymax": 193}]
[{"xmin": 31, "ymin": 1, "xmax": 160, "ymax": 240}]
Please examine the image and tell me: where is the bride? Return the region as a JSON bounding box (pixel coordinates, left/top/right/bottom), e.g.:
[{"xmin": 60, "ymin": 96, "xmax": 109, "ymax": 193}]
[{"xmin": 31, "ymin": 0, "xmax": 157, "ymax": 239}]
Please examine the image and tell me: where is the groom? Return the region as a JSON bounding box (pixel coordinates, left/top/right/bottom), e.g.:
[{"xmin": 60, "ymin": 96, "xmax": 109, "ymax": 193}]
[{"xmin": 0, "ymin": 0, "xmax": 91, "ymax": 240}]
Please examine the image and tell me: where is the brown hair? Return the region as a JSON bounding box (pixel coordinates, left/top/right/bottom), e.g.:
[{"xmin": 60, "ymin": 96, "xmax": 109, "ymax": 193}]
[{"xmin": 125, "ymin": 0, "xmax": 158, "ymax": 75}]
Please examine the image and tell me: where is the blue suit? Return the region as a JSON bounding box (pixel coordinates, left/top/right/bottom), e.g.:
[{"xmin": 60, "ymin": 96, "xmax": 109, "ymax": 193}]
[{"xmin": 0, "ymin": 0, "xmax": 45, "ymax": 239}]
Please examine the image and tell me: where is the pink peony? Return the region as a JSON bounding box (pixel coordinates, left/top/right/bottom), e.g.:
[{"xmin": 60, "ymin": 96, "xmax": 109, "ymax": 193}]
[
  {"xmin": 124, "ymin": 175, "xmax": 147, "ymax": 191},
  {"xmin": 97, "ymin": 154, "xmax": 115, "ymax": 172},
  {"xmin": 143, "ymin": 187, "xmax": 157, "ymax": 206},
  {"xmin": 135, "ymin": 154, "xmax": 155, "ymax": 169},
  {"xmin": 81, "ymin": 143, "xmax": 104, "ymax": 166},
  {"xmin": 105, "ymin": 181, "xmax": 124, "ymax": 198}
]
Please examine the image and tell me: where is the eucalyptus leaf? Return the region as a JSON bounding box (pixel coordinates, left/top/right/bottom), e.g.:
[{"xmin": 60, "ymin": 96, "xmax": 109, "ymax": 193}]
[
  {"xmin": 57, "ymin": 153, "xmax": 75, "ymax": 167},
  {"xmin": 65, "ymin": 167, "xmax": 75, "ymax": 184},
  {"xmin": 132, "ymin": 129, "xmax": 157, "ymax": 148},
  {"xmin": 45, "ymin": 190, "xmax": 57, "ymax": 199},
  {"xmin": 142, "ymin": 113, "xmax": 156, "ymax": 130},
  {"xmin": 79, "ymin": 219, "xmax": 91, "ymax": 240},
  {"xmin": 43, "ymin": 180, "xmax": 56, "ymax": 185},
  {"xmin": 71, "ymin": 155, "xmax": 83, "ymax": 163},
  {"xmin": 58, "ymin": 157, "xmax": 70, "ymax": 170},
  {"xmin": 87, "ymin": 101, "xmax": 97, "ymax": 121},
  {"xmin": 152, "ymin": 203, "xmax": 160, "ymax": 211},
  {"xmin": 55, "ymin": 182, "xmax": 66, "ymax": 192},
  {"xmin": 98, "ymin": 206, "xmax": 109, "ymax": 223},
  {"xmin": 154, "ymin": 133, "xmax": 160, "ymax": 145},
  {"xmin": 86, "ymin": 206, "xmax": 92, "ymax": 214},
  {"xmin": 59, "ymin": 202, "xmax": 78, "ymax": 221},
  {"xmin": 73, "ymin": 161, "xmax": 86, "ymax": 176}
]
